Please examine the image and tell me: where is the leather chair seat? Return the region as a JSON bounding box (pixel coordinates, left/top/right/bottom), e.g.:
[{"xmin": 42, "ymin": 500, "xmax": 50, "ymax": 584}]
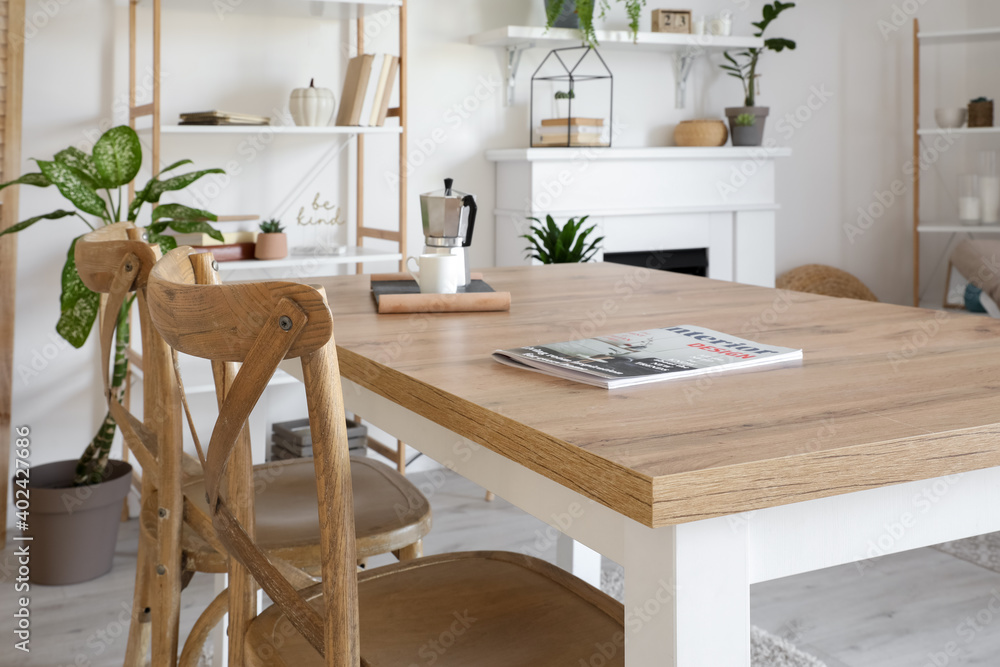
[{"xmin": 142, "ymin": 457, "xmax": 431, "ymax": 573}]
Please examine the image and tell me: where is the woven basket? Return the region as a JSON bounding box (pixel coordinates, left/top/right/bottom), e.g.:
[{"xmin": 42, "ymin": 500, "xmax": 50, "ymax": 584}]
[
  {"xmin": 776, "ymin": 264, "xmax": 878, "ymax": 302},
  {"xmin": 674, "ymin": 120, "xmax": 728, "ymax": 147},
  {"xmin": 969, "ymin": 101, "xmax": 994, "ymax": 128}
]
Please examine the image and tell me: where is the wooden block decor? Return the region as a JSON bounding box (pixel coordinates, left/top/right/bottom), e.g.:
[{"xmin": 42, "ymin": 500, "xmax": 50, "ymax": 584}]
[{"xmin": 652, "ymin": 9, "xmax": 692, "ymax": 34}]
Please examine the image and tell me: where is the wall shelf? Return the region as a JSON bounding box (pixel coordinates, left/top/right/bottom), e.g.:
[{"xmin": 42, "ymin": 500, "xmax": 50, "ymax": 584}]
[
  {"xmin": 215, "ymin": 247, "xmax": 403, "ymax": 277},
  {"xmin": 918, "ymin": 27, "xmax": 1000, "ymax": 43},
  {"xmin": 469, "ymin": 25, "xmax": 764, "ymax": 107},
  {"xmin": 140, "ymin": 125, "xmax": 403, "ymax": 136},
  {"xmin": 917, "ymin": 223, "xmax": 1000, "ymax": 234},
  {"xmin": 917, "ymin": 127, "xmax": 1000, "ymax": 136},
  {"xmin": 128, "ymin": 0, "xmax": 401, "ymax": 20}
]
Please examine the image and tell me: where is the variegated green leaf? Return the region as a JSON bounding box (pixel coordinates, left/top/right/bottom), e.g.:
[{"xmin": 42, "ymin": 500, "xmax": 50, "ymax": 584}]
[
  {"xmin": 0, "ymin": 209, "xmax": 75, "ymax": 238},
  {"xmin": 92, "ymin": 125, "xmax": 142, "ymax": 188},
  {"xmin": 164, "ymin": 219, "xmax": 224, "ymax": 243},
  {"xmin": 55, "ymin": 147, "xmax": 106, "ymax": 189},
  {"xmin": 148, "ymin": 232, "xmax": 177, "ymax": 253},
  {"xmin": 36, "ymin": 159, "xmax": 109, "ymax": 219},
  {"xmin": 56, "ymin": 237, "xmax": 100, "ymax": 349},
  {"xmin": 151, "ymin": 203, "xmax": 217, "ymax": 224},
  {"xmin": 159, "ymin": 159, "xmax": 193, "ymax": 174},
  {"xmin": 144, "ymin": 168, "xmax": 225, "ymax": 203},
  {"xmin": 0, "ymin": 172, "xmax": 51, "ymax": 193}
]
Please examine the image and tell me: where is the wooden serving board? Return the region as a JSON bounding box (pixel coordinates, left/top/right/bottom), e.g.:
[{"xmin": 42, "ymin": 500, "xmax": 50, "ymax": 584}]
[{"xmin": 370, "ymin": 273, "xmax": 511, "ymax": 314}]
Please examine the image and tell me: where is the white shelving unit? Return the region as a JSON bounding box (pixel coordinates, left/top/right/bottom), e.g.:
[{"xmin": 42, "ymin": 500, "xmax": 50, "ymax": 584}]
[
  {"xmin": 912, "ymin": 20, "xmax": 1000, "ymax": 306},
  {"xmin": 469, "ymin": 25, "xmax": 764, "ymax": 107},
  {"xmin": 216, "ymin": 247, "xmax": 404, "ymax": 279},
  {"xmin": 144, "ymin": 125, "xmax": 403, "ymax": 136}
]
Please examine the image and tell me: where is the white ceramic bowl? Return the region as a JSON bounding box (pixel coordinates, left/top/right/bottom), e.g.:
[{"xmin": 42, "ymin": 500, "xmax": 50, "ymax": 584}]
[{"xmin": 935, "ymin": 107, "xmax": 968, "ymax": 129}]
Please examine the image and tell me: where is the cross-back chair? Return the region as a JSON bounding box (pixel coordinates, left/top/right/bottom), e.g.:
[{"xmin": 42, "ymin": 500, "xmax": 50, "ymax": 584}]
[
  {"xmin": 74, "ymin": 224, "xmax": 432, "ymax": 666},
  {"xmin": 146, "ymin": 244, "xmax": 626, "ymax": 667}
]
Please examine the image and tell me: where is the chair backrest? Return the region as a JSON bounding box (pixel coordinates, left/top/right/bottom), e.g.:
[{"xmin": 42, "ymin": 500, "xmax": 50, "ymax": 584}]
[{"xmin": 146, "ymin": 246, "xmax": 359, "ymax": 666}]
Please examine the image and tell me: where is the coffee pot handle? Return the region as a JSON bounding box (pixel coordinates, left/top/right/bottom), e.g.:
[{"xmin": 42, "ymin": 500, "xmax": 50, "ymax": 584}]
[{"xmin": 461, "ymin": 194, "xmax": 477, "ymax": 248}]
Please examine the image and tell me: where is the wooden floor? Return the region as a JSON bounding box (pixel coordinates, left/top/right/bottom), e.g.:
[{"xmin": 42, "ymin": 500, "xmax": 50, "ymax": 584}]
[{"xmin": 4, "ymin": 469, "xmax": 1000, "ymax": 666}]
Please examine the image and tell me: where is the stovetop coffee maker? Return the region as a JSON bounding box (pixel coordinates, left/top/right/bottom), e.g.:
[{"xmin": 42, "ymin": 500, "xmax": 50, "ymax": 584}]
[{"xmin": 419, "ymin": 178, "xmax": 477, "ymax": 288}]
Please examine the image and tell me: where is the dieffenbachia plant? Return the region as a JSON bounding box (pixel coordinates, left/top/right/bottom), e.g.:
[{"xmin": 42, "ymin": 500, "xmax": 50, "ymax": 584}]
[{"xmin": 0, "ymin": 125, "xmax": 224, "ymax": 485}]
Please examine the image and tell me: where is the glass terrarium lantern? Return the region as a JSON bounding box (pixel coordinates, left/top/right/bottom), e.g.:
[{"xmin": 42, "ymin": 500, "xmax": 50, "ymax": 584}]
[{"xmin": 530, "ymin": 47, "xmax": 613, "ymax": 148}]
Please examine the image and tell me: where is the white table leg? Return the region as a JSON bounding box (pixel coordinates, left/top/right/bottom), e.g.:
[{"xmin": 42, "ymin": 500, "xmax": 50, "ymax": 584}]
[
  {"xmin": 623, "ymin": 516, "xmax": 749, "ymax": 666},
  {"xmin": 556, "ymin": 534, "xmax": 603, "ymax": 587}
]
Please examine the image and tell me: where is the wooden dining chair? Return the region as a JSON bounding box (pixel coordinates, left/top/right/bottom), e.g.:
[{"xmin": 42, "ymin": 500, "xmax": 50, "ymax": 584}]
[
  {"xmin": 74, "ymin": 224, "xmax": 432, "ymax": 667},
  {"xmin": 146, "ymin": 244, "xmax": 625, "ymax": 667}
]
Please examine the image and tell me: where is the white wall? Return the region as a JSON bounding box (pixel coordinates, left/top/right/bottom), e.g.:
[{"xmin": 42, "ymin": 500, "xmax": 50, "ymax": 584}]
[{"xmin": 5, "ymin": 0, "xmax": 982, "ymax": 526}]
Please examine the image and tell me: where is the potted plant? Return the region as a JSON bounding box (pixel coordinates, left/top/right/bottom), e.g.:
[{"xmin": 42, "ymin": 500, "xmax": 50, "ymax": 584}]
[
  {"xmin": 521, "ymin": 214, "xmax": 603, "ymax": 264},
  {"xmin": 719, "ymin": 1, "xmax": 796, "ymax": 146},
  {"xmin": 554, "ymin": 89, "xmax": 575, "ymax": 118},
  {"xmin": 544, "ymin": 0, "xmax": 646, "ymax": 47},
  {"xmin": 0, "ymin": 125, "xmax": 223, "ymax": 584},
  {"xmin": 255, "ymin": 218, "xmax": 288, "ymax": 260},
  {"xmin": 730, "ymin": 112, "xmax": 764, "ymax": 147}
]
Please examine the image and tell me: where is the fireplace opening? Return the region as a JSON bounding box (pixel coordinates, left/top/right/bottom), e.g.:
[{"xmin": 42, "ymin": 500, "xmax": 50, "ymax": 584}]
[{"xmin": 603, "ymin": 248, "xmax": 708, "ymax": 277}]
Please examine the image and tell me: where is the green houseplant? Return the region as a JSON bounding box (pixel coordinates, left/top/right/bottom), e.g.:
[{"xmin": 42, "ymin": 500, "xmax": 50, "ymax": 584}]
[
  {"xmin": 522, "ymin": 215, "xmax": 603, "ymax": 264},
  {"xmin": 719, "ymin": 1, "xmax": 796, "ymax": 146},
  {"xmin": 255, "ymin": 217, "xmax": 288, "ymax": 260},
  {"xmin": 0, "ymin": 125, "xmax": 223, "ymax": 583},
  {"xmin": 0, "ymin": 125, "xmax": 223, "ymax": 485},
  {"xmin": 545, "ymin": 0, "xmax": 647, "ymax": 47}
]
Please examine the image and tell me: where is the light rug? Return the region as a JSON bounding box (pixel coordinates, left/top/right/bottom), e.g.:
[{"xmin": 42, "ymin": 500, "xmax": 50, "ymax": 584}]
[
  {"xmin": 935, "ymin": 532, "xmax": 1000, "ymax": 573},
  {"xmin": 601, "ymin": 561, "xmax": 827, "ymax": 667}
]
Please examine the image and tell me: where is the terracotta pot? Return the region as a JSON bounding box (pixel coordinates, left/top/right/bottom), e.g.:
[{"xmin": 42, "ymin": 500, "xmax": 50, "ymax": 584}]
[
  {"xmin": 255, "ymin": 233, "xmax": 288, "ymax": 260},
  {"xmin": 725, "ymin": 106, "xmax": 769, "ymax": 147},
  {"xmin": 18, "ymin": 460, "xmax": 133, "ymax": 585}
]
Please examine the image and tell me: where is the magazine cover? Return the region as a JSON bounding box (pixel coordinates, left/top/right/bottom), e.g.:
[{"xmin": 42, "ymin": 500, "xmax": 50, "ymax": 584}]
[{"xmin": 492, "ymin": 325, "xmax": 802, "ymax": 389}]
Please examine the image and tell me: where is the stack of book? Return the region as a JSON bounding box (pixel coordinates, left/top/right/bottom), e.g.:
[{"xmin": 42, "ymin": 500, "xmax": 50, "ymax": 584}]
[
  {"xmin": 269, "ymin": 418, "xmax": 368, "ymax": 461},
  {"xmin": 535, "ymin": 117, "xmax": 608, "ymax": 147},
  {"xmin": 336, "ymin": 53, "xmax": 400, "ymax": 127},
  {"xmin": 178, "ymin": 110, "xmax": 271, "ymax": 126},
  {"xmin": 167, "ymin": 230, "xmax": 259, "ymax": 262}
]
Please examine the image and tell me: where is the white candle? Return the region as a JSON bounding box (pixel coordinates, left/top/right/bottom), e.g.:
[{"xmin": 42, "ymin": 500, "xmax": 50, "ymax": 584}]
[
  {"xmin": 960, "ymin": 196, "xmax": 981, "ymax": 224},
  {"xmin": 981, "ymin": 176, "xmax": 1000, "ymax": 223}
]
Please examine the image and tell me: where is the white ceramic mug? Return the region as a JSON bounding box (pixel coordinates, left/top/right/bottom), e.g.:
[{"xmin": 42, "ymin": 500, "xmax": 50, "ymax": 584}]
[{"xmin": 407, "ymin": 253, "xmax": 462, "ymax": 294}]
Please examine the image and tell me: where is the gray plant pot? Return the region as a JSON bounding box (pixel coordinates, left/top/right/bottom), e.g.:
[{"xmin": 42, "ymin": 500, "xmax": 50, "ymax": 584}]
[
  {"xmin": 17, "ymin": 460, "xmax": 133, "ymax": 585},
  {"xmin": 725, "ymin": 106, "xmax": 770, "ymax": 147},
  {"xmin": 545, "ymin": 0, "xmax": 579, "ymax": 29}
]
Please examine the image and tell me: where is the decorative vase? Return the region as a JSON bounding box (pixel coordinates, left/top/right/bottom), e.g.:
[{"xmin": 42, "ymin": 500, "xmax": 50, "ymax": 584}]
[
  {"xmin": 255, "ymin": 232, "xmax": 288, "ymax": 260},
  {"xmin": 725, "ymin": 106, "xmax": 769, "ymax": 147},
  {"xmin": 18, "ymin": 460, "xmax": 133, "ymax": 584},
  {"xmin": 544, "ymin": 0, "xmax": 579, "ymax": 29},
  {"xmin": 289, "ymin": 79, "xmax": 336, "ymax": 127}
]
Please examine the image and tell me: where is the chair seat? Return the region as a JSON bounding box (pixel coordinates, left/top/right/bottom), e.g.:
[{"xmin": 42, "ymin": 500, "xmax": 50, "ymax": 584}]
[
  {"xmin": 144, "ymin": 457, "xmax": 431, "ymax": 573},
  {"xmin": 245, "ymin": 551, "xmax": 625, "ymax": 667}
]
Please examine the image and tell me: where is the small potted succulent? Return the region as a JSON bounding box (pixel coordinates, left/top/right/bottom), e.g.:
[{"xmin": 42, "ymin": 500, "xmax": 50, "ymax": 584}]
[
  {"xmin": 554, "ymin": 89, "xmax": 575, "ymax": 118},
  {"xmin": 544, "ymin": 0, "xmax": 646, "ymax": 47},
  {"xmin": 521, "ymin": 214, "xmax": 603, "ymax": 264},
  {"xmin": 255, "ymin": 218, "xmax": 288, "ymax": 260},
  {"xmin": 720, "ymin": 1, "xmax": 796, "ymax": 146},
  {"xmin": 730, "ymin": 112, "xmax": 763, "ymax": 147}
]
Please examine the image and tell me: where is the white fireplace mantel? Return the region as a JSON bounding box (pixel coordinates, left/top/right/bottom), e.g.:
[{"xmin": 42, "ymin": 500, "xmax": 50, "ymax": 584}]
[{"xmin": 487, "ymin": 146, "xmax": 791, "ymax": 287}]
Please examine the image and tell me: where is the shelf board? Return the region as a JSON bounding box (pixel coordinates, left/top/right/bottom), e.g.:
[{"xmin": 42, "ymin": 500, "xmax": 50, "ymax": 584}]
[
  {"xmin": 917, "ymin": 126, "xmax": 1000, "ymax": 136},
  {"xmin": 470, "ymin": 25, "xmax": 764, "ymax": 52},
  {"xmin": 917, "ymin": 223, "xmax": 1000, "ymax": 233},
  {"xmin": 139, "ymin": 125, "xmax": 401, "ymax": 136},
  {"xmin": 918, "ymin": 27, "xmax": 1000, "ymax": 44},
  {"xmin": 215, "ymin": 247, "xmax": 402, "ymax": 277},
  {"xmin": 486, "ymin": 146, "xmax": 792, "ymax": 162},
  {"xmin": 129, "ymin": 0, "xmax": 401, "ymax": 19}
]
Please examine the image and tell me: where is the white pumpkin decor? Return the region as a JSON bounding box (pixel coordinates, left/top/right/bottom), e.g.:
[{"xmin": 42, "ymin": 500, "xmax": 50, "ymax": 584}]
[{"xmin": 289, "ymin": 79, "xmax": 336, "ymax": 127}]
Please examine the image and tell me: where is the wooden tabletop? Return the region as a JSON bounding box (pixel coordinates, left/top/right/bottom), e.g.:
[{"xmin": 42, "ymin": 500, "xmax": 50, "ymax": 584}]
[{"xmin": 314, "ymin": 263, "xmax": 1000, "ymax": 528}]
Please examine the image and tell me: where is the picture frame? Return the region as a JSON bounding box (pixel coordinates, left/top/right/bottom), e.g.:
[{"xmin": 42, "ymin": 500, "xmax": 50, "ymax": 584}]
[{"xmin": 651, "ymin": 9, "xmax": 692, "ymax": 34}]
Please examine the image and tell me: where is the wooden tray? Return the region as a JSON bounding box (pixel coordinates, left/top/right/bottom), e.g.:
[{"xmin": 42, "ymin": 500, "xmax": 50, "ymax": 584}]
[{"xmin": 370, "ymin": 273, "xmax": 511, "ymax": 314}]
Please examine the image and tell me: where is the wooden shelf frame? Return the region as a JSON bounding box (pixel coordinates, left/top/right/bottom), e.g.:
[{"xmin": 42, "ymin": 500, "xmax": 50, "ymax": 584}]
[{"xmin": 126, "ymin": 0, "xmax": 410, "ymax": 482}]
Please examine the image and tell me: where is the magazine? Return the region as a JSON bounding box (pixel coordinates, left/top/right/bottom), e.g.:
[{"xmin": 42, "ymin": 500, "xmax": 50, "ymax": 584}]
[{"xmin": 492, "ymin": 325, "xmax": 802, "ymax": 389}]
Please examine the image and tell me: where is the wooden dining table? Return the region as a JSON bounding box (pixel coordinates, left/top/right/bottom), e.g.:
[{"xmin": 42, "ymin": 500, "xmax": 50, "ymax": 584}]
[{"xmin": 289, "ymin": 262, "xmax": 1000, "ymax": 666}]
